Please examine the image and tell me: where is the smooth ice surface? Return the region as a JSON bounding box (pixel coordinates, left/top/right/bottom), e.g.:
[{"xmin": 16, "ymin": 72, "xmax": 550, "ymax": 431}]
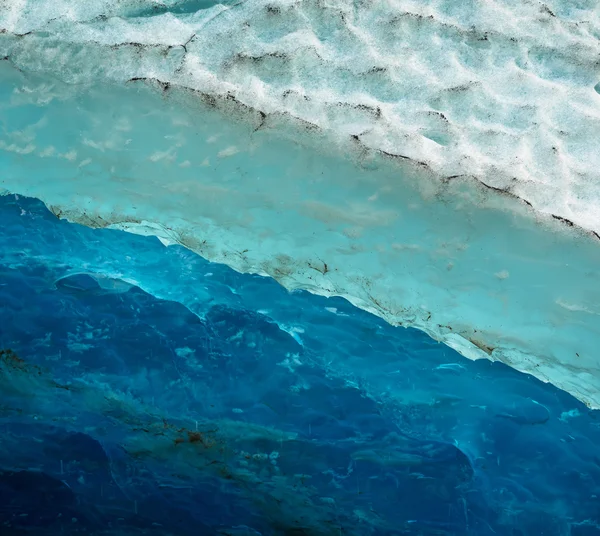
[{"xmin": 1, "ymin": 194, "xmax": 600, "ymax": 536}]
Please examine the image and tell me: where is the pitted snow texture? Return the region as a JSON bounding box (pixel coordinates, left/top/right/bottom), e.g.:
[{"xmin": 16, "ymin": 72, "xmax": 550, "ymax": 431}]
[{"xmin": 1, "ymin": 0, "xmax": 600, "ymax": 233}]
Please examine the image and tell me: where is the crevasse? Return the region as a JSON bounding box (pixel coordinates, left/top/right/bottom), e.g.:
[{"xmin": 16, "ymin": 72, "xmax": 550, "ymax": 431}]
[{"xmin": 0, "ymin": 0, "xmax": 599, "ymax": 407}]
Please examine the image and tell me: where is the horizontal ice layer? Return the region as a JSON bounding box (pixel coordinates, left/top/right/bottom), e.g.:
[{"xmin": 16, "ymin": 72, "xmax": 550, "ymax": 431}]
[
  {"xmin": 1, "ymin": 0, "xmax": 600, "ymax": 232},
  {"xmin": 1, "ymin": 61, "xmax": 599, "ymax": 408}
]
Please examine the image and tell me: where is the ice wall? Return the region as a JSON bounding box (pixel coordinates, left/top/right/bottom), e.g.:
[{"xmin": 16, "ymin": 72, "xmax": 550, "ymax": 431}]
[
  {"xmin": 2, "ymin": 195, "xmax": 599, "ymax": 535},
  {"xmin": 0, "ymin": 0, "xmax": 599, "ymax": 406}
]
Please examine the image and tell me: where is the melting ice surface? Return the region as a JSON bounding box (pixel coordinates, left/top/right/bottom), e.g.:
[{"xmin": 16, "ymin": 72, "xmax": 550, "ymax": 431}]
[{"xmin": 1, "ymin": 195, "xmax": 600, "ymax": 535}]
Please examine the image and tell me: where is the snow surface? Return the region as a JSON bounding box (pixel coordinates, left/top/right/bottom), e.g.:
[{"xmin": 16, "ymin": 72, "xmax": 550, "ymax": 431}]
[
  {"xmin": 1, "ymin": 194, "xmax": 600, "ymax": 535},
  {"xmin": 2, "ymin": 0, "xmax": 599, "ymax": 232},
  {"xmin": 0, "ymin": 0, "xmax": 599, "ymax": 406}
]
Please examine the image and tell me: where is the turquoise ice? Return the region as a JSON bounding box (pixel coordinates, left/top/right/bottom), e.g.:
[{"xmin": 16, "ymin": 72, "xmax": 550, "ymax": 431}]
[
  {"xmin": 0, "ymin": 1, "xmax": 599, "ymax": 405},
  {"xmin": 2, "ymin": 3, "xmax": 600, "ymax": 531},
  {"xmin": 1, "ymin": 194, "xmax": 600, "ymax": 535}
]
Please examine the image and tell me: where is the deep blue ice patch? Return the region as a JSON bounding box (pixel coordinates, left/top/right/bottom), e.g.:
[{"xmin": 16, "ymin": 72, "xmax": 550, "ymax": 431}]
[{"xmin": 0, "ymin": 194, "xmax": 599, "ymax": 535}]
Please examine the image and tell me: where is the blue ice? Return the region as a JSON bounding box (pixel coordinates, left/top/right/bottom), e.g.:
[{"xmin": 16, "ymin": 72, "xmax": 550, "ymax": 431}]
[{"xmin": 0, "ymin": 195, "xmax": 599, "ymax": 535}]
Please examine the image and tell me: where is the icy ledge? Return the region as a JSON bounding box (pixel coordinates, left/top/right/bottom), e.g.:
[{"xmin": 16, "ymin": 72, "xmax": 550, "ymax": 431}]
[{"xmin": 1, "ymin": 62, "xmax": 599, "ymax": 408}]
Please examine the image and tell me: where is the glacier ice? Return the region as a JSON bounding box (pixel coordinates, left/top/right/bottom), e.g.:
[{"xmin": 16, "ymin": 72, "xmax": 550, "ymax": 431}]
[
  {"xmin": 0, "ymin": 5, "xmax": 599, "ymax": 397},
  {"xmin": 1, "ymin": 0, "xmax": 600, "ymax": 528},
  {"xmin": 1, "ymin": 194, "xmax": 600, "ymax": 535}
]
